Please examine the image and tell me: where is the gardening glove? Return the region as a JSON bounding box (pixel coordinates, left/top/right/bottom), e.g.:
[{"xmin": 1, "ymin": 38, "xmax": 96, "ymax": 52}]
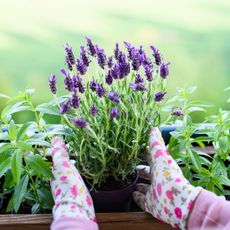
[
  {"xmin": 133, "ymin": 128, "xmax": 202, "ymax": 229},
  {"xmin": 50, "ymin": 136, "xmax": 98, "ymax": 230}
]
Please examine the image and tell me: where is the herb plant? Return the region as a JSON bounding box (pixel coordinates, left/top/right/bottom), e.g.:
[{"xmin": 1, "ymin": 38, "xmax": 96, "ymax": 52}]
[
  {"xmin": 167, "ymin": 88, "xmax": 230, "ymax": 198},
  {"xmin": 0, "ymin": 89, "xmax": 70, "ymax": 213},
  {"xmin": 47, "ymin": 38, "xmax": 174, "ymax": 187}
]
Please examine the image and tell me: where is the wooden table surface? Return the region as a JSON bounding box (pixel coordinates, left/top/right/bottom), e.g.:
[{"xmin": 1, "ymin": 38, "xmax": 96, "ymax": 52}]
[{"xmin": 0, "ymin": 212, "xmax": 173, "ymax": 230}]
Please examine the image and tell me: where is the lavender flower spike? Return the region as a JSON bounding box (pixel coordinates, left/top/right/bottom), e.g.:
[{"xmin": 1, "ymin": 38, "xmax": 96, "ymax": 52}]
[
  {"xmin": 107, "ymin": 55, "xmax": 114, "ymax": 68},
  {"xmin": 105, "ymin": 70, "xmax": 113, "ymax": 85},
  {"xmin": 96, "ymin": 83, "xmax": 106, "ymax": 98},
  {"xmin": 150, "ymin": 45, "xmax": 162, "ymax": 66},
  {"xmin": 72, "ymin": 117, "xmax": 87, "ymax": 129},
  {"xmin": 80, "ymin": 46, "xmax": 90, "ymax": 67},
  {"xmin": 108, "ymin": 91, "xmax": 120, "ymax": 103},
  {"xmin": 110, "ymin": 107, "xmax": 119, "ymax": 119},
  {"xmin": 95, "ymin": 45, "xmax": 107, "ymax": 69},
  {"xmin": 85, "ymin": 37, "xmax": 96, "ymax": 56},
  {"xmin": 48, "ymin": 74, "xmax": 57, "ymax": 94},
  {"xmin": 64, "ymin": 75, "xmax": 73, "ymax": 92},
  {"xmin": 160, "ymin": 62, "xmax": 171, "ymax": 79},
  {"xmin": 76, "ymin": 58, "xmax": 87, "ymax": 75},
  {"xmin": 171, "ymin": 108, "xmax": 184, "ymax": 116},
  {"xmin": 64, "ymin": 44, "xmax": 75, "ymax": 65},
  {"xmin": 60, "ymin": 100, "xmax": 71, "ymax": 114},
  {"xmin": 90, "ymin": 80, "xmax": 98, "ymax": 92},
  {"xmin": 90, "ymin": 104, "xmax": 98, "ymax": 117},
  {"xmin": 154, "ymin": 92, "xmax": 166, "ymax": 102},
  {"xmin": 71, "ymin": 93, "xmax": 81, "ymax": 109}
]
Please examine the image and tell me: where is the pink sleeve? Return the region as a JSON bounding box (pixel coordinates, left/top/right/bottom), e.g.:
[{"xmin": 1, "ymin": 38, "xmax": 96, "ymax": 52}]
[
  {"xmin": 188, "ymin": 189, "xmax": 230, "ymax": 230},
  {"xmin": 50, "ymin": 216, "xmax": 99, "ymax": 230}
]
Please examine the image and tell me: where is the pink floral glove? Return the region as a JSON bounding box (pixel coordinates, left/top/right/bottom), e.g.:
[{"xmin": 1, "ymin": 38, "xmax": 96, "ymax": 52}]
[
  {"xmin": 133, "ymin": 128, "xmax": 202, "ymax": 229},
  {"xmin": 50, "ymin": 136, "xmax": 97, "ymax": 223}
]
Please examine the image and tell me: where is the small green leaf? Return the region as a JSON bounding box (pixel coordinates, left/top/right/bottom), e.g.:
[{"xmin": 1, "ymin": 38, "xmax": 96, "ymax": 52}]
[
  {"xmin": 219, "ymin": 176, "xmax": 230, "ymax": 187},
  {"xmin": 27, "ymin": 155, "xmax": 52, "ymax": 179},
  {"xmin": 13, "ymin": 175, "xmax": 29, "ymax": 212},
  {"xmin": 3, "ymin": 170, "xmax": 14, "ymax": 189},
  {"xmin": 31, "ymin": 203, "xmax": 40, "ymax": 214},
  {"xmin": 0, "ymin": 143, "xmax": 12, "ymax": 156},
  {"xmin": 25, "ymin": 139, "xmax": 51, "ymax": 147},
  {"xmin": 8, "ymin": 120, "xmax": 17, "ymax": 140},
  {"xmin": 188, "ymin": 149, "xmax": 201, "ymax": 172},
  {"xmin": 16, "ymin": 122, "xmax": 33, "ymax": 141},
  {"xmin": 38, "ymin": 188, "xmax": 54, "ymax": 209},
  {"xmin": 36, "ymin": 103, "xmax": 61, "ymax": 116},
  {"xmin": 6, "ymin": 197, "xmax": 14, "ymax": 212},
  {"xmin": 0, "ymin": 157, "xmax": 11, "ymax": 178},
  {"xmin": 11, "ymin": 150, "xmax": 22, "ymax": 184},
  {"xmin": 1, "ymin": 101, "xmax": 32, "ymax": 121}
]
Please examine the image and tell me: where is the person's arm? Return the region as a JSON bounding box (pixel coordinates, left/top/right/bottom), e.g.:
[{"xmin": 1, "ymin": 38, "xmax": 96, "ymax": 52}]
[
  {"xmin": 188, "ymin": 189, "xmax": 230, "ymax": 230},
  {"xmin": 133, "ymin": 127, "xmax": 230, "ymax": 230},
  {"xmin": 50, "ymin": 136, "xmax": 98, "ymax": 230}
]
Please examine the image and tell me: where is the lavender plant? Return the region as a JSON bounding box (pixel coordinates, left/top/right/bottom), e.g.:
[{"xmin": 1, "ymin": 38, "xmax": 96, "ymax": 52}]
[{"xmin": 48, "ymin": 38, "xmax": 173, "ymax": 187}]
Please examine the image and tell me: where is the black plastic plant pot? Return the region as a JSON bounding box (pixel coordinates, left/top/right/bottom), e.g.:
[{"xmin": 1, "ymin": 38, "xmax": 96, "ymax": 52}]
[{"xmin": 89, "ymin": 172, "xmax": 139, "ymax": 212}]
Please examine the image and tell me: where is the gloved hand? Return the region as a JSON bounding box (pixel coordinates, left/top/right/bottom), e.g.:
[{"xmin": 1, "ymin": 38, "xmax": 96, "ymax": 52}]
[
  {"xmin": 133, "ymin": 128, "xmax": 202, "ymax": 229},
  {"xmin": 50, "ymin": 136, "xmax": 97, "ymax": 222}
]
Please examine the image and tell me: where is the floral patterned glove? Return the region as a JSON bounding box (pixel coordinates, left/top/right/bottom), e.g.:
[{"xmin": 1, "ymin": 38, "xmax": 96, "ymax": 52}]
[
  {"xmin": 50, "ymin": 136, "xmax": 97, "ymax": 223},
  {"xmin": 133, "ymin": 128, "xmax": 202, "ymax": 229}
]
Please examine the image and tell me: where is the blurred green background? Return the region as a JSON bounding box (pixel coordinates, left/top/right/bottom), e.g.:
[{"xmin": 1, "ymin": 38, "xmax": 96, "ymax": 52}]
[{"xmin": 0, "ymin": 0, "xmax": 230, "ymax": 122}]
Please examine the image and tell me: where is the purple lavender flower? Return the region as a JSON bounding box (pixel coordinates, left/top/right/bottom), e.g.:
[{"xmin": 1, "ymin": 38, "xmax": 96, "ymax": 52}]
[
  {"xmin": 144, "ymin": 65, "xmax": 153, "ymax": 81},
  {"xmin": 171, "ymin": 108, "xmax": 184, "ymax": 116},
  {"xmin": 96, "ymin": 83, "xmax": 106, "ymax": 98},
  {"xmin": 110, "ymin": 107, "xmax": 119, "ymax": 119},
  {"xmin": 118, "ymin": 54, "xmax": 130, "ymax": 78},
  {"xmin": 114, "ymin": 43, "xmax": 122, "ymax": 60},
  {"xmin": 90, "ymin": 80, "xmax": 98, "ymax": 92},
  {"xmin": 154, "ymin": 92, "xmax": 166, "ymax": 102},
  {"xmin": 76, "ymin": 58, "xmax": 87, "ymax": 75},
  {"xmin": 124, "ymin": 41, "xmax": 134, "ymax": 60},
  {"xmin": 72, "ymin": 117, "xmax": 87, "ymax": 128},
  {"xmin": 85, "ymin": 37, "xmax": 96, "ymax": 56},
  {"xmin": 107, "ymin": 55, "xmax": 114, "ymax": 68},
  {"xmin": 150, "ymin": 45, "xmax": 162, "ymax": 66},
  {"xmin": 131, "ymin": 49, "xmax": 141, "ymax": 71},
  {"xmin": 71, "ymin": 93, "xmax": 80, "ymax": 109},
  {"xmin": 48, "ymin": 74, "xmax": 57, "ymax": 94},
  {"xmin": 160, "ymin": 62, "xmax": 170, "ymax": 79},
  {"xmin": 135, "ymin": 74, "xmax": 144, "ymax": 83},
  {"xmin": 130, "ymin": 74, "xmax": 147, "ymax": 91},
  {"xmin": 142, "ymin": 54, "xmax": 153, "ymax": 69},
  {"xmin": 111, "ymin": 63, "xmax": 121, "ymax": 79},
  {"xmin": 64, "ymin": 75, "xmax": 73, "ymax": 92},
  {"xmin": 90, "ymin": 104, "xmax": 98, "ymax": 117},
  {"xmin": 105, "ymin": 70, "xmax": 113, "ymax": 85},
  {"xmin": 73, "ymin": 75, "xmax": 85, "ymax": 93},
  {"xmin": 64, "ymin": 44, "xmax": 76, "ymax": 65},
  {"xmin": 60, "ymin": 100, "xmax": 71, "ymax": 114},
  {"xmin": 129, "ymin": 83, "xmax": 147, "ymax": 91},
  {"xmin": 80, "ymin": 46, "xmax": 90, "ymax": 67},
  {"xmin": 108, "ymin": 91, "xmax": 120, "ymax": 103},
  {"xmin": 138, "ymin": 45, "xmax": 144, "ymax": 55},
  {"xmin": 65, "ymin": 56, "xmax": 73, "ymax": 71},
  {"xmin": 60, "ymin": 69, "xmax": 68, "ymax": 77},
  {"xmin": 95, "ymin": 45, "xmax": 107, "ymax": 69}
]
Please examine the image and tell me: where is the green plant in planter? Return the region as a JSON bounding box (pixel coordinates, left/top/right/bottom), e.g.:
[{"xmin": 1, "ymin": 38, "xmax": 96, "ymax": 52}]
[
  {"xmin": 167, "ymin": 88, "xmax": 230, "ymax": 197},
  {"xmin": 46, "ymin": 38, "xmax": 175, "ymax": 188},
  {"xmin": 0, "ymin": 89, "xmax": 71, "ymax": 213}
]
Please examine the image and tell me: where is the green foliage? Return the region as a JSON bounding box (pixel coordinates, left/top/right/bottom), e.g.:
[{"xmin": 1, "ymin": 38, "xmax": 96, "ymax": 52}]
[
  {"xmin": 168, "ymin": 91, "xmax": 230, "ymax": 196},
  {"xmin": 0, "ymin": 90, "xmax": 65, "ymax": 213}
]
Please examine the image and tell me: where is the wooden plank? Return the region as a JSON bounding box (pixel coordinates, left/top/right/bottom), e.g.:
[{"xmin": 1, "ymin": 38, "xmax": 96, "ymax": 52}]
[{"xmin": 0, "ymin": 212, "xmax": 173, "ymax": 230}]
